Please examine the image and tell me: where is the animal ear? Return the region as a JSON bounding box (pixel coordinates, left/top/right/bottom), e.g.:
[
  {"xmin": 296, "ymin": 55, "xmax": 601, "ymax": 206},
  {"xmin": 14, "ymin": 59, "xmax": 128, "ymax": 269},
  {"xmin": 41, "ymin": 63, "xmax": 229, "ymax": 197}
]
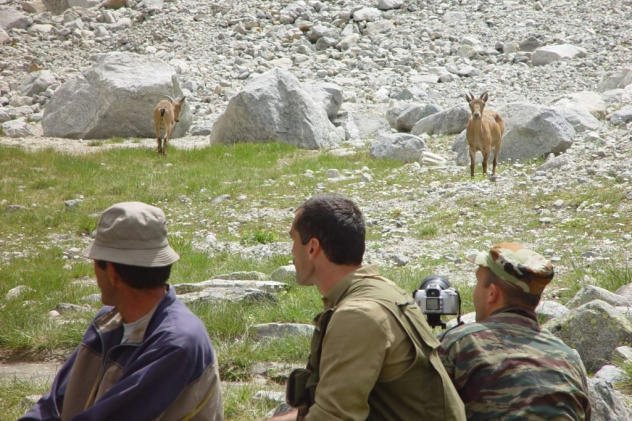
[
  {"xmin": 480, "ymin": 92, "xmax": 489, "ymax": 102},
  {"xmin": 465, "ymin": 93, "xmax": 473, "ymax": 102}
]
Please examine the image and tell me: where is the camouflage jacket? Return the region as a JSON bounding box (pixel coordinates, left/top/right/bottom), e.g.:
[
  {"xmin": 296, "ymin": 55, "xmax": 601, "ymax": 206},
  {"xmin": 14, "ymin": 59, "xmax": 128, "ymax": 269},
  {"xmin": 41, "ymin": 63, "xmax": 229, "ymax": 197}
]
[{"xmin": 438, "ymin": 307, "xmax": 591, "ymax": 421}]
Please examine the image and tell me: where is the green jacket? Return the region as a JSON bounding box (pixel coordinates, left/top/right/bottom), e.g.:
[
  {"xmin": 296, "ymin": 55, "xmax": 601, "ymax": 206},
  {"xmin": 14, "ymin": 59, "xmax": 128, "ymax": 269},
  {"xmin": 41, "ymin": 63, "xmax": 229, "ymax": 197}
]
[{"xmin": 288, "ymin": 265, "xmax": 465, "ymax": 421}]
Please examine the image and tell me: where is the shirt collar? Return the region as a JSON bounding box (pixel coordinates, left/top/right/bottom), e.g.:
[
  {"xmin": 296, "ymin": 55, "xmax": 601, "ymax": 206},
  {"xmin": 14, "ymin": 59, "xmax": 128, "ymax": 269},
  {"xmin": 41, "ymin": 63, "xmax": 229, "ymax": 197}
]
[
  {"xmin": 322, "ymin": 265, "xmax": 380, "ymax": 309},
  {"xmin": 491, "ymin": 306, "xmax": 538, "ymax": 322}
]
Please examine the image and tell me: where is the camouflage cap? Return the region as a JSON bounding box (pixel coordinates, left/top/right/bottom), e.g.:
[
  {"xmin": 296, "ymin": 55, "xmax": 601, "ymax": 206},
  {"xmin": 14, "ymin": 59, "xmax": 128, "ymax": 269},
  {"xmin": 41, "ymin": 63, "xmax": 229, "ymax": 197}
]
[{"xmin": 467, "ymin": 242, "xmax": 554, "ymax": 295}]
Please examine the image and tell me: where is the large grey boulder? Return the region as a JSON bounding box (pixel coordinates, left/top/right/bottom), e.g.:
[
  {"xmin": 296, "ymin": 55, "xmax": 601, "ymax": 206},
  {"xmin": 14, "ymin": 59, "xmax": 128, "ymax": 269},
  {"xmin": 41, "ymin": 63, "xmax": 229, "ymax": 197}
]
[
  {"xmin": 174, "ymin": 279, "xmax": 285, "ymax": 294},
  {"xmin": 41, "ymin": 52, "xmax": 190, "ymax": 139},
  {"xmin": 532, "ymin": 44, "xmax": 587, "ymax": 66},
  {"xmin": 209, "ymin": 68, "xmax": 342, "ymax": 150},
  {"xmin": 386, "ymin": 102, "xmax": 416, "ymax": 130},
  {"xmin": 250, "ymin": 323, "xmax": 315, "ymax": 341},
  {"xmin": 334, "ymin": 111, "xmax": 361, "ymax": 140},
  {"xmin": 41, "ymin": 0, "xmax": 70, "ymax": 14},
  {"xmin": 68, "ymin": 0, "xmax": 101, "ymax": 7},
  {"xmin": 20, "ymin": 70, "xmax": 57, "ymax": 97},
  {"xmin": 393, "ymin": 86, "xmax": 429, "ymax": 101},
  {"xmin": 351, "ymin": 108, "xmax": 391, "ymax": 139},
  {"xmin": 597, "ymin": 68, "xmax": 632, "ymax": 92},
  {"xmin": 270, "ymin": 265, "xmax": 296, "ymax": 283},
  {"xmin": 370, "ymin": 133, "xmax": 427, "ymax": 163},
  {"xmin": 2, "ymin": 119, "xmax": 33, "ymax": 138},
  {"xmin": 613, "ymin": 345, "xmax": 632, "ymax": 362},
  {"xmin": 610, "ymin": 105, "xmax": 632, "ymax": 126},
  {"xmin": 177, "ymin": 287, "xmax": 277, "ymax": 304},
  {"xmin": 553, "ymin": 105, "xmax": 602, "ymax": 133},
  {"xmin": 213, "ymin": 271, "xmax": 268, "ymax": 281},
  {"xmin": 304, "ymin": 82, "xmax": 343, "ymax": 120},
  {"xmin": 544, "ymin": 300, "xmax": 632, "ymax": 372},
  {"xmin": 136, "ymin": 0, "xmax": 164, "ymax": 13},
  {"xmin": 364, "ymin": 20, "xmax": 395, "ymax": 37},
  {"xmin": 386, "ymin": 102, "xmax": 443, "ymax": 132},
  {"xmin": 306, "ymin": 24, "xmax": 340, "ymax": 44},
  {"xmin": 411, "ymin": 103, "xmax": 470, "ymax": 136},
  {"xmin": 566, "ymin": 285, "xmax": 632, "ymax": 309},
  {"xmin": 0, "ymin": 9, "xmax": 32, "ymax": 31},
  {"xmin": 0, "ymin": 27, "xmax": 9, "ymax": 44},
  {"xmin": 420, "ymin": 150, "xmax": 447, "ymax": 167},
  {"xmin": 616, "ymin": 283, "xmax": 632, "ymax": 302},
  {"xmin": 552, "ymin": 91, "xmax": 607, "ymax": 119},
  {"xmin": 453, "ymin": 102, "xmax": 576, "ymax": 165},
  {"xmin": 535, "ymin": 300, "xmax": 569, "ymax": 321},
  {"xmin": 188, "ymin": 119, "xmax": 214, "ymax": 136},
  {"xmin": 377, "ymin": 0, "xmax": 404, "ymax": 10},
  {"xmin": 601, "ymin": 88, "xmax": 632, "ymax": 104},
  {"xmin": 588, "ymin": 378, "xmax": 632, "ymax": 421},
  {"xmin": 594, "ymin": 365, "xmax": 627, "ymax": 384},
  {"xmin": 22, "ymin": 1, "xmax": 48, "ymax": 13},
  {"xmin": 353, "ymin": 7, "xmax": 381, "ymax": 22}
]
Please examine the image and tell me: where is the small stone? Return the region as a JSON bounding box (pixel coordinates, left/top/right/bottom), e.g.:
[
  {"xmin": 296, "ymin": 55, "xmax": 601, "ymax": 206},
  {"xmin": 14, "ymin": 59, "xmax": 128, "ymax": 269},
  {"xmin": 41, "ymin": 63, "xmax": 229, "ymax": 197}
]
[
  {"xmin": 6, "ymin": 285, "xmax": 34, "ymax": 300},
  {"xmin": 326, "ymin": 169, "xmax": 341, "ymax": 178}
]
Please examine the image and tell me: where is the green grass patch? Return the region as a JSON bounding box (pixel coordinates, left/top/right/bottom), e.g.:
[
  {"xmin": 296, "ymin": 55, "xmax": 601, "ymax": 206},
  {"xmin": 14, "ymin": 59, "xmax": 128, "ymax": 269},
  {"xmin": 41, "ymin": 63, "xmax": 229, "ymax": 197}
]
[
  {"xmin": 0, "ymin": 378, "xmax": 52, "ymax": 421},
  {"xmin": 241, "ymin": 229, "xmax": 278, "ymax": 246},
  {"xmin": 413, "ymin": 223, "xmax": 438, "ymax": 239},
  {"xmin": 1, "ymin": 141, "xmax": 631, "ymax": 419}
]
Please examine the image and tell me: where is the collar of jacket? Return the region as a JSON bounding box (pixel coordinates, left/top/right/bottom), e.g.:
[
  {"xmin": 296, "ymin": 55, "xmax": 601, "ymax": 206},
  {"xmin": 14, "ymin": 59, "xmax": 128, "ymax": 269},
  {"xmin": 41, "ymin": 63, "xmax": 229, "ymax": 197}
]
[
  {"xmin": 322, "ymin": 265, "xmax": 381, "ymax": 310},
  {"xmin": 93, "ymin": 284, "xmax": 176, "ymax": 343},
  {"xmin": 490, "ymin": 306, "xmax": 538, "ymax": 323}
]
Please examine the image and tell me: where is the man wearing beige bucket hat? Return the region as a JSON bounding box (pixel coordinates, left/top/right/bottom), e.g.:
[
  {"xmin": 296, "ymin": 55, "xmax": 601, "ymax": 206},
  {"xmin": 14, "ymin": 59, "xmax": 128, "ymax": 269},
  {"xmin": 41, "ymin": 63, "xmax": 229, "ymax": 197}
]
[
  {"xmin": 437, "ymin": 242, "xmax": 591, "ymax": 421},
  {"xmin": 20, "ymin": 202, "xmax": 223, "ymax": 421}
]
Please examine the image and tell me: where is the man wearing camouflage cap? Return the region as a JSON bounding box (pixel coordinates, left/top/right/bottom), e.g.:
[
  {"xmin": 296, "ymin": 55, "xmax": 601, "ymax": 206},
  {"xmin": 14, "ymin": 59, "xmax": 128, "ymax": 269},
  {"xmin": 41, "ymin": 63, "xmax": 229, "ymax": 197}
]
[{"xmin": 438, "ymin": 242, "xmax": 592, "ymax": 420}]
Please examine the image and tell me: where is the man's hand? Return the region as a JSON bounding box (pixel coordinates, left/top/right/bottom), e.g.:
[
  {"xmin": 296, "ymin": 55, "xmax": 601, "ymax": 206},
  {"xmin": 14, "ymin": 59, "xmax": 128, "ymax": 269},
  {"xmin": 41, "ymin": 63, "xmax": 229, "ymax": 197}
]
[{"xmin": 266, "ymin": 408, "xmax": 298, "ymax": 420}]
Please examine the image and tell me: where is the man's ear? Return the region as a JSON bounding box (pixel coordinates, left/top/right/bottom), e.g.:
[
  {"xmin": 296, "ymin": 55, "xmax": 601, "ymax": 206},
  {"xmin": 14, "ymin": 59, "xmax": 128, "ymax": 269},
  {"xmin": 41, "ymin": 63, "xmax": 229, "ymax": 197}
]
[
  {"xmin": 307, "ymin": 238, "xmax": 320, "ymax": 259},
  {"xmin": 487, "ymin": 282, "xmax": 503, "ymax": 305}
]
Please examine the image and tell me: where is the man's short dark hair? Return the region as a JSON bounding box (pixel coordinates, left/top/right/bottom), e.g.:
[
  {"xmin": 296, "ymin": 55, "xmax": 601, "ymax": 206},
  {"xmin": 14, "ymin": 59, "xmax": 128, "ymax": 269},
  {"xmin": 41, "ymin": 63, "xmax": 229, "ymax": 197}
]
[
  {"xmin": 294, "ymin": 194, "xmax": 365, "ymax": 265},
  {"xmin": 95, "ymin": 260, "xmax": 171, "ymax": 289},
  {"xmin": 482, "ymin": 270, "xmax": 541, "ymax": 309}
]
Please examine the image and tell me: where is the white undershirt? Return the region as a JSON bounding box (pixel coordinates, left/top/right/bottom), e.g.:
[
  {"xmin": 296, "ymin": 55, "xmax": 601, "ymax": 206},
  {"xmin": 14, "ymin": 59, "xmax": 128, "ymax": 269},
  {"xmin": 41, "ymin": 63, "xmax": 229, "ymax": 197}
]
[{"xmin": 121, "ymin": 310, "xmax": 153, "ymax": 344}]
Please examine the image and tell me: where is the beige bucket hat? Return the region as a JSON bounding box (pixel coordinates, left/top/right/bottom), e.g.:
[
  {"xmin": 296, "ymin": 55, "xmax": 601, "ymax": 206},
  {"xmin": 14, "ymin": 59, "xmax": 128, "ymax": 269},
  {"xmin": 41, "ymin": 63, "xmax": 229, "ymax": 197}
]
[{"xmin": 82, "ymin": 202, "xmax": 179, "ymax": 267}]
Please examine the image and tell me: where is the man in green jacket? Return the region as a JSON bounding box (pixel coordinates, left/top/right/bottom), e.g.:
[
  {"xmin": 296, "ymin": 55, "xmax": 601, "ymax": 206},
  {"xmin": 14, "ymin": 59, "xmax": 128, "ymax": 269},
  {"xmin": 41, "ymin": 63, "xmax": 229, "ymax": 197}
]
[{"xmin": 269, "ymin": 193, "xmax": 465, "ymax": 421}]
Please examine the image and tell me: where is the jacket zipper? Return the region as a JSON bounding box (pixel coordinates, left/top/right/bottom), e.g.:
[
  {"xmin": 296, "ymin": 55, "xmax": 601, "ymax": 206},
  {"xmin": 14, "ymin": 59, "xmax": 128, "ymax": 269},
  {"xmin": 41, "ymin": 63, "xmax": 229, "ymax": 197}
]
[{"xmin": 84, "ymin": 321, "xmax": 141, "ymax": 409}]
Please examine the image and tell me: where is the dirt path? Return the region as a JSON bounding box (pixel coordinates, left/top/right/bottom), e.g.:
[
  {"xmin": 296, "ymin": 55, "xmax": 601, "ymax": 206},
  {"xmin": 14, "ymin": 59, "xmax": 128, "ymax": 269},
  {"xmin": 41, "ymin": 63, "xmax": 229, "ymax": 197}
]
[
  {"xmin": 0, "ymin": 362, "xmax": 60, "ymax": 384},
  {"xmin": 0, "ymin": 124, "xmax": 211, "ymax": 155}
]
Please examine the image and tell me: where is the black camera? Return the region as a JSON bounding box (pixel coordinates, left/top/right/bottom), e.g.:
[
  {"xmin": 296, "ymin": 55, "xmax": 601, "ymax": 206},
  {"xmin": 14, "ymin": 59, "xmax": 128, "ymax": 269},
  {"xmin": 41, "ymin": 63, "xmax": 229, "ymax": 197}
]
[{"xmin": 413, "ymin": 275, "xmax": 461, "ymax": 329}]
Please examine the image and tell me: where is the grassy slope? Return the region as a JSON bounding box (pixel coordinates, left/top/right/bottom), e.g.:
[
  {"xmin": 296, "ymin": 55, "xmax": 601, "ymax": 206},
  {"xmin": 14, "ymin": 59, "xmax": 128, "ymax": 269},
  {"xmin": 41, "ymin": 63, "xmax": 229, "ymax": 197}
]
[{"xmin": 1, "ymin": 143, "xmax": 630, "ymax": 419}]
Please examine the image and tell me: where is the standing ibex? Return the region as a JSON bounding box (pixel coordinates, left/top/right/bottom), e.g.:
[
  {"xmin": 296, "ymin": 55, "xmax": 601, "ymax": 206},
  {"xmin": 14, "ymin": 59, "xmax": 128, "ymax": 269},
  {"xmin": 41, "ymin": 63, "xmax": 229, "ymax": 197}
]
[
  {"xmin": 465, "ymin": 92, "xmax": 505, "ymax": 177},
  {"xmin": 153, "ymin": 96, "xmax": 186, "ymax": 156}
]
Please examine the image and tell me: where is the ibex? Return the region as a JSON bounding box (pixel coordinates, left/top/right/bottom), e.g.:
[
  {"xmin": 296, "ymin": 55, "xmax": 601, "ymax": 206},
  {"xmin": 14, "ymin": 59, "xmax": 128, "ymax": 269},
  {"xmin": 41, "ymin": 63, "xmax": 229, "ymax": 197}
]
[
  {"xmin": 465, "ymin": 92, "xmax": 505, "ymax": 177},
  {"xmin": 153, "ymin": 96, "xmax": 185, "ymax": 156}
]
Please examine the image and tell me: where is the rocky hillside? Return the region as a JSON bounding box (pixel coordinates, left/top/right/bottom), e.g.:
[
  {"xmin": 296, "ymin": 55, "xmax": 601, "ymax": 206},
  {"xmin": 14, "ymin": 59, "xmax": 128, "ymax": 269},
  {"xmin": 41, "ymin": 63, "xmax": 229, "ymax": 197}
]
[{"xmin": 2, "ymin": 0, "xmax": 632, "ymax": 126}]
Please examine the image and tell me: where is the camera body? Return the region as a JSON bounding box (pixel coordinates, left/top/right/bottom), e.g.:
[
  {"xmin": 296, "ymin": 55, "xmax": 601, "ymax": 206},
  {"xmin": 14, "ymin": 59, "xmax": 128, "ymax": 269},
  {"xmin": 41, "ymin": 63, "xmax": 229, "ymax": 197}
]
[
  {"xmin": 412, "ymin": 275, "xmax": 461, "ymax": 329},
  {"xmin": 414, "ymin": 284, "xmax": 460, "ymax": 315}
]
